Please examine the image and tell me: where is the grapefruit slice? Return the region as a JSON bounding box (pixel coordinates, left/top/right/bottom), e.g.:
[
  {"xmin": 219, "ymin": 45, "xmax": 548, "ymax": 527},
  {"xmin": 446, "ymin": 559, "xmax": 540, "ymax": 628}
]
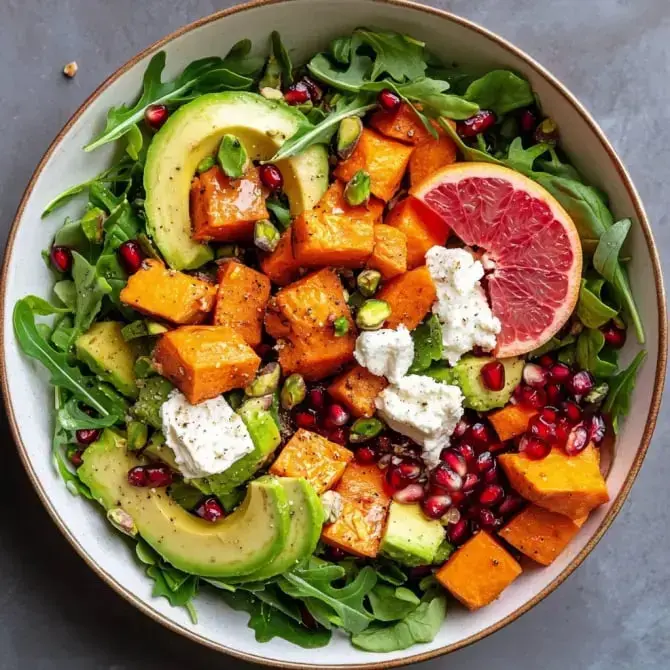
[{"xmin": 411, "ymin": 163, "xmax": 582, "ymax": 357}]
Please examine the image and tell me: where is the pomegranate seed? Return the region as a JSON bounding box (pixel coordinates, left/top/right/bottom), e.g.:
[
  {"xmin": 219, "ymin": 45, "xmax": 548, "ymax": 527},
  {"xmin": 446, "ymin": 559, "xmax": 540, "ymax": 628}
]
[
  {"xmin": 587, "ymin": 414, "xmax": 607, "ymax": 445},
  {"xmin": 454, "ymin": 442, "xmax": 476, "ymax": 466},
  {"xmin": 518, "ymin": 385, "xmax": 547, "ymax": 409},
  {"xmin": 326, "ymin": 403, "xmax": 350, "ymax": 427},
  {"xmin": 50, "ymin": 245, "xmax": 73, "ymax": 273},
  {"xmin": 432, "ymin": 464, "xmax": 463, "ymax": 492},
  {"xmin": 447, "ymin": 518, "xmax": 471, "ymax": 545},
  {"xmin": 483, "ymin": 462, "xmax": 499, "ymax": 483},
  {"xmin": 564, "ymin": 423, "xmax": 589, "ymax": 455},
  {"xmin": 601, "ymin": 322, "xmax": 626, "ymax": 349},
  {"xmin": 146, "ymin": 464, "xmax": 173, "ymax": 488},
  {"xmin": 443, "ymin": 506, "xmax": 461, "ymax": 525},
  {"xmin": 284, "ymin": 81, "xmax": 310, "ymax": 105},
  {"xmin": 326, "ymin": 546, "xmax": 347, "ymax": 561},
  {"xmin": 462, "ymin": 472, "xmax": 480, "ymax": 491},
  {"xmin": 520, "ymin": 108, "xmax": 538, "ymax": 133},
  {"xmin": 355, "ymin": 445, "xmax": 377, "ymax": 464},
  {"xmin": 439, "ymin": 448, "xmax": 467, "ymax": 477},
  {"xmin": 453, "ymin": 418, "xmax": 471, "ymax": 438},
  {"xmin": 539, "ymin": 406, "xmax": 559, "ymax": 424},
  {"xmin": 327, "ymin": 427, "xmax": 347, "ymax": 445},
  {"xmin": 456, "ymin": 110, "xmax": 496, "ymax": 138},
  {"xmin": 421, "ymin": 494, "xmax": 452, "ymax": 519},
  {"xmin": 127, "ymin": 466, "xmax": 149, "ymax": 487},
  {"xmin": 538, "ymin": 354, "xmax": 555, "ymax": 369},
  {"xmin": 375, "ymin": 435, "xmax": 392, "ymax": 453},
  {"xmin": 469, "ymin": 422, "xmax": 494, "ymax": 446},
  {"xmin": 397, "ymin": 459, "xmax": 422, "ymax": 481},
  {"xmin": 519, "ymin": 435, "xmax": 551, "ymax": 460},
  {"xmin": 377, "ymin": 453, "xmax": 392, "ymax": 469},
  {"xmin": 300, "ymin": 76, "xmax": 323, "ymax": 103},
  {"xmin": 488, "ymin": 441, "xmax": 509, "ymax": 454},
  {"xmin": 475, "ymin": 451, "xmax": 495, "ymax": 473},
  {"xmin": 479, "ymin": 484, "xmax": 504, "ymax": 507},
  {"xmin": 393, "ymin": 483, "xmax": 425, "ymax": 504},
  {"xmin": 555, "ymin": 416, "xmax": 572, "ymax": 444},
  {"xmin": 259, "ymin": 164, "xmax": 284, "ymax": 190},
  {"xmin": 523, "ymin": 363, "xmax": 548, "ymax": 388},
  {"xmin": 118, "ymin": 240, "xmax": 144, "ymax": 274},
  {"xmin": 408, "ymin": 565, "xmax": 433, "ymax": 580},
  {"xmin": 68, "ymin": 450, "xmax": 84, "ymax": 467},
  {"xmin": 386, "ymin": 465, "xmax": 405, "ymax": 491},
  {"xmin": 529, "ymin": 415, "xmax": 557, "ymax": 443},
  {"xmin": 562, "ymin": 400, "xmax": 582, "ymax": 424},
  {"xmin": 195, "ymin": 497, "xmax": 224, "ymax": 522},
  {"xmin": 309, "ymin": 388, "xmax": 324, "ymax": 409},
  {"xmin": 144, "ymin": 104, "xmax": 169, "ymax": 130},
  {"xmin": 546, "ymin": 383, "xmax": 565, "ymax": 405},
  {"xmin": 480, "ymin": 360, "xmax": 505, "ymax": 391},
  {"xmin": 498, "ymin": 494, "xmax": 525, "ymax": 517},
  {"xmin": 567, "ymin": 370, "xmax": 595, "ymax": 396},
  {"xmin": 479, "ymin": 507, "xmax": 500, "ymax": 529},
  {"xmin": 450, "ymin": 490, "xmax": 466, "ymax": 506},
  {"xmin": 549, "ymin": 363, "xmax": 572, "ymax": 384},
  {"xmin": 377, "ymin": 89, "xmax": 401, "ymax": 112},
  {"xmin": 295, "ymin": 411, "xmax": 316, "ymax": 429},
  {"xmin": 76, "ymin": 428, "xmax": 100, "ymax": 445}
]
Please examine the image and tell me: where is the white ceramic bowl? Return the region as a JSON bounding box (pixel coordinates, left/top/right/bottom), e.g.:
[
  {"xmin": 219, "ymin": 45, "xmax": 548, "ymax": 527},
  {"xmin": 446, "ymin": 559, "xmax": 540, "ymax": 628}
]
[{"xmin": 1, "ymin": 0, "xmax": 666, "ymax": 666}]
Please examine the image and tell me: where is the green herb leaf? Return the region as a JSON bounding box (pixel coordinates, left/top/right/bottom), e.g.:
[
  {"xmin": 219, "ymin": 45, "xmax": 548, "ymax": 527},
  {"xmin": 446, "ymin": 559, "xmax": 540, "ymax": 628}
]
[
  {"xmin": 593, "ymin": 218, "xmax": 631, "ymax": 281},
  {"xmin": 373, "ymin": 560, "xmax": 408, "ymax": 586},
  {"xmin": 21, "ymin": 295, "xmax": 71, "ymax": 316},
  {"xmin": 506, "ymin": 137, "xmax": 551, "ymax": 173},
  {"xmin": 409, "ymin": 314, "xmax": 443, "ymax": 373},
  {"xmin": 135, "ymin": 539, "xmax": 160, "ymax": 566},
  {"xmin": 57, "ymin": 397, "xmax": 119, "ymax": 431},
  {"xmin": 530, "ymin": 332, "xmax": 576, "ymax": 359},
  {"xmin": 308, "ymin": 52, "xmax": 374, "ymax": 93},
  {"xmin": 71, "ymin": 251, "xmax": 112, "ymax": 339},
  {"xmin": 266, "ymin": 196, "xmax": 292, "ymax": 231},
  {"xmin": 270, "ymin": 31, "xmax": 293, "ymax": 87},
  {"xmin": 438, "ymin": 117, "xmax": 503, "ymax": 164},
  {"xmin": 603, "ymin": 351, "xmax": 647, "ymax": 433},
  {"xmin": 464, "ymin": 70, "xmax": 534, "ymax": 115},
  {"xmin": 168, "ymin": 481, "xmax": 205, "ymax": 511},
  {"xmin": 217, "ymin": 134, "xmax": 249, "ymax": 178},
  {"xmin": 330, "ymin": 36, "xmax": 352, "ymax": 64},
  {"xmin": 368, "ymin": 584, "xmax": 420, "ymax": 622},
  {"xmin": 576, "ymin": 328, "xmax": 618, "ymax": 378},
  {"xmin": 147, "ymin": 565, "xmax": 199, "ymax": 623},
  {"xmin": 577, "ymin": 278, "xmax": 618, "ymax": 328},
  {"xmin": 354, "ymin": 29, "xmax": 427, "ymax": 82}
]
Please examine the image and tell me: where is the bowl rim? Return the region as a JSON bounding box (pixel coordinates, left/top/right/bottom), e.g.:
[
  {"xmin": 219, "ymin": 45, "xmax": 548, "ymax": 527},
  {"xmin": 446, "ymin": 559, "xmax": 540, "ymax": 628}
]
[{"xmin": 1, "ymin": 0, "xmax": 667, "ymax": 666}]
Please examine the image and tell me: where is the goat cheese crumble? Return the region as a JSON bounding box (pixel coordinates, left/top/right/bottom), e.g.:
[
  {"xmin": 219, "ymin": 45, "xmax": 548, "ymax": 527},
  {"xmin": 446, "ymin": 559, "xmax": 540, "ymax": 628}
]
[
  {"xmin": 161, "ymin": 390, "xmax": 255, "ymax": 479},
  {"xmin": 354, "ymin": 325, "xmax": 414, "ymax": 383},
  {"xmin": 321, "ymin": 490, "xmax": 344, "ymax": 524},
  {"xmin": 426, "ymin": 246, "xmax": 501, "ymax": 366},
  {"xmin": 375, "ymin": 375, "xmax": 464, "ymax": 467}
]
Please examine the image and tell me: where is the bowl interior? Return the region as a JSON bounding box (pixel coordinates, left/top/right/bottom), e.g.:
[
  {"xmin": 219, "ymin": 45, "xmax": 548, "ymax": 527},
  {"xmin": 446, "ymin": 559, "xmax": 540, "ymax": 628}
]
[{"xmin": 2, "ymin": 0, "xmax": 664, "ymax": 666}]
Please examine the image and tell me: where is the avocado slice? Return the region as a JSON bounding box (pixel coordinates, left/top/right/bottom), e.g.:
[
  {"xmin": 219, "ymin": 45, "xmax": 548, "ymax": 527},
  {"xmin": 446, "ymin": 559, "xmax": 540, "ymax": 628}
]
[
  {"xmin": 131, "ymin": 376, "xmax": 174, "ymax": 429},
  {"xmin": 380, "ymin": 502, "xmax": 445, "ymax": 567},
  {"xmin": 79, "ymin": 430, "xmax": 291, "ymax": 578},
  {"xmin": 144, "ymin": 91, "xmax": 329, "ymax": 270},
  {"xmin": 75, "ymin": 322, "xmax": 139, "ymax": 398},
  {"xmin": 228, "ymin": 478, "xmax": 323, "ymax": 583}
]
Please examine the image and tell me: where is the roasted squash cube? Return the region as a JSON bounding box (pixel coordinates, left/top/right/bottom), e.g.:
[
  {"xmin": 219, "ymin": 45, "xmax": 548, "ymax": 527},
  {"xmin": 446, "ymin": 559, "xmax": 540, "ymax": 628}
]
[
  {"xmin": 190, "ymin": 166, "xmax": 268, "ymax": 242},
  {"xmin": 409, "ymin": 134, "xmax": 457, "ymax": 187},
  {"xmin": 369, "ymin": 103, "xmax": 435, "ymax": 145},
  {"xmin": 489, "ymin": 404, "xmax": 538, "ymax": 441},
  {"xmin": 328, "ymin": 365, "xmax": 388, "ymax": 418},
  {"xmin": 499, "ymin": 505, "xmax": 587, "ymax": 566},
  {"xmin": 321, "ymin": 463, "xmax": 390, "ymax": 558},
  {"xmin": 269, "ymin": 429, "xmax": 353, "ymax": 494},
  {"xmin": 259, "ymin": 229, "xmax": 302, "ymax": 286},
  {"xmin": 213, "ymin": 260, "xmax": 271, "ymax": 348},
  {"xmin": 120, "ymin": 259, "xmax": 216, "ymax": 325},
  {"xmin": 366, "ymin": 225, "xmax": 408, "ymax": 279},
  {"xmin": 334, "ymin": 128, "xmax": 414, "ymax": 202},
  {"xmin": 385, "ymin": 197, "xmax": 450, "ymax": 269},
  {"xmin": 499, "ymin": 445, "xmax": 609, "ymax": 519},
  {"xmin": 436, "ymin": 531, "xmax": 522, "ymax": 610},
  {"xmin": 292, "ymin": 181, "xmax": 382, "ymax": 268},
  {"xmin": 376, "ymin": 265, "xmax": 436, "ymax": 330},
  {"xmin": 153, "ymin": 326, "xmax": 260, "ymax": 404}
]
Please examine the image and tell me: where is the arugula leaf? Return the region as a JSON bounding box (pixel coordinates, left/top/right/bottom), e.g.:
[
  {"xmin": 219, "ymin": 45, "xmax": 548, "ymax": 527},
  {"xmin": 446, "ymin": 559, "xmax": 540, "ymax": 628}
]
[
  {"xmin": 531, "ymin": 333, "xmax": 577, "ymax": 358},
  {"xmin": 330, "ymin": 36, "xmax": 352, "ymax": 64},
  {"xmin": 270, "ymin": 31, "xmax": 293, "ymax": 87},
  {"xmin": 135, "ymin": 539, "xmax": 160, "ymax": 566},
  {"xmin": 505, "ymin": 137, "xmax": 551, "ymax": 172},
  {"xmin": 373, "ymin": 560, "xmax": 408, "ymax": 586},
  {"xmin": 21, "ymin": 295, "xmax": 71, "ymax": 316},
  {"xmin": 266, "ymin": 196, "xmax": 291, "ymax": 232},
  {"xmin": 54, "ymin": 280, "xmax": 77, "ymax": 310},
  {"xmin": 409, "ymin": 314, "xmax": 443, "ymax": 373},
  {"xmin": 168, "ymin": 481, "xmax": 205, "ymax": 511},
  {"xmin": 351, "ymin": 595, "xmax": 446, "ymax": 652},
  {"xmin": 438, "ymin": 117, "xmax": 503, "ymax": 164},
  {"xmin": 576, "ymin": 328, "xmax": 618, "ymax": 378},
  {"xmin": 593, "ymin": 218, "xmax": 631, "ymax": 280},
  {"xmin": 57, "ymin": 397, "xmax": 119, "ymax": 431},
  {"xmin": 464, "ymin": 70, "xmax": 534, "ymax": 115},
  {"xmin": 308, "ymin": 52, "xmax": 373, "ymax": 93},
  {"xmin": 354, "ymin": 29, "xmax": 427, "ymax": 82},
  {"xmin": 71, "ymin": 251, "xmax": 112, "ymax": 339},
  {"xmin": 536, "ymin": 147, "xmax": 584, "ymax": 181},
  {"xmin": 577, "ymin": 278, "xmax": 618, "ymax": 328},
  {"xmin": 217, "ymin": 39, "xmax": 265, "ymax": 77},
  {"xmin": 368, "ymin": 584, "xmax": 420, "ymax": 622},
  {"xmin": 603, "ymin": 351, "xmax": 647, "ymax": 433},
  {"xmin": 147, "ymin": 565, "xmax": 199, "ymax": 623},
  {"xmin": 50, "ymin": 315, "xmax": 75, "ymax": 352}
]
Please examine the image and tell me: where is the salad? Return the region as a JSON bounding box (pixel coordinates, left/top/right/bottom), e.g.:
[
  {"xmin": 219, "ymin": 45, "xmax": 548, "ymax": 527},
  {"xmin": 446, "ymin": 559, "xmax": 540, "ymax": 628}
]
[{"xmin": 14, "ymin": 28, "xmax": 647, "ymax": 652}]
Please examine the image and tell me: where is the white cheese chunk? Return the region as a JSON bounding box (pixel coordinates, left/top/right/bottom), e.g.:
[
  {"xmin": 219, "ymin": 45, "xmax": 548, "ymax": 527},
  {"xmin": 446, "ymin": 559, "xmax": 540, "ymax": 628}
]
[
  {"xmin": 426, "ymin": 246, "xmax": 501, "ymax": 366},
  {"xmin": 354, "ymin": 325, "xmax": 414, "ymax": 383},
  {"xmin": 320, "ymin": 490, "xmax": 344, "ymax": 524},
  {"xmin": 161, "ymin": 390, "xmax": 255, "ymax": 479},
  {"xmin": 375, "ymin": 375, "xmax": 464, "ymax": 467}
]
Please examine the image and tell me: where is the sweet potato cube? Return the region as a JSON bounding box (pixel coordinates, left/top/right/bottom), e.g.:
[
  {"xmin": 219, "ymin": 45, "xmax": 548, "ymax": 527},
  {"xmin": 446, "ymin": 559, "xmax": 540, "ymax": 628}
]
[
  {"xmin": 213, "ymin": 260, "xmax": 271, "ymax": 348},
  {"xmin": 409, "ymin": 134, "xmax": 458, "ymax": 187},
  {"xmin": 385, "ymin": 197, "xmax": 450, "ymax": 268},
  {"xmin": 292, "ymin": 181, "xmax": 382, "ymax": 268},
  {"xmin": 436, "ymin": 531, "xmax": 522, "ymax": 610},
  {"xmin": 328, "ymin": 365, "xmax": 388, "ymax": 418},
  {"xmin": 120, "ymin": 259, "xmax": 216, "ymax": 325},
  {"xmin": 366, "ymin": 225, "xmax": 408, "ymax": 279},
  {"xmin": 153, "ymin": 326, "xmax": 260, "ymax": 404},
  {"xmin": 376, "ymin": 265, "xmax": 436, "ymax": 330},
  {"xmin": 499, "ymin": 505, "xmax": 587, "ymax": 566},
  {"xmin": 190, "ymin": 166, "xmax": 268, "ymax": 242},
  {"xmin": 259, "ymin": 229, "xmax": 301, "ymax": 286},
  {"xmin": 265, "ymin": 269, "xmax": 356, "ymax": 380},
  {"xmin": 334, "ymin": 128, "xmax": 414, "ymax": 202},
  {"xmin": 499, "ymin": 445, "xmax": 609, "ymax": 519},
  {"xmin": 269, "ymin": 429, "xmax": 353, "ymax": 494},
  {"xmin": 489, "ymin": 404, "xmax": 538, "ymax": 441},
  {"xmin": 321, "ymin": 463, "xmax": 390, "ymax": 558},
  {"xmin": 369, "ymin": 103, "xmax": 435, "ymax": 145}
]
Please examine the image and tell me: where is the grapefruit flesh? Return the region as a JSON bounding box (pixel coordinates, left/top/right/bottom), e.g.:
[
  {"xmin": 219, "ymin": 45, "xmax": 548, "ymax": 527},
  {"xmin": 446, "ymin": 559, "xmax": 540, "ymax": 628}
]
[{"xmin": 411, "ymin": 163, "xmax": 582, "ymax": 357}]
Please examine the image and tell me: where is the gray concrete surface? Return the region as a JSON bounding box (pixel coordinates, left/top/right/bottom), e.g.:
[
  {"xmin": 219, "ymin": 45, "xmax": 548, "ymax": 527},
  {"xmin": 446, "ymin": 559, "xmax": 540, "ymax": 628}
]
[{"xmin": 0, "ymin": 0, "xmax": 668, "ymax": 668}]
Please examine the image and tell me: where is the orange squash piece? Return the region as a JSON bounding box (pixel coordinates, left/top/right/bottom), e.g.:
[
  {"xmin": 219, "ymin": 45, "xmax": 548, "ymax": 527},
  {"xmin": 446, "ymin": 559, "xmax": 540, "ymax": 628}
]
[
  {"xmin": 328, "ymin": 365, "xmax": 388, "ymax": 418},
  {"xmin": 265, "ymin": 269, "xmax": 356, "ymax": 381},
  {"xmin": 292, "ymin": 181, "xmax": 382, "ymax": 268},
  {"xmin": 321, "ymin": 463, "xmax": 391, "ymax": 558},
  {"xmin": 436, "ymin": 531, "xmax": 522, "ymax": 610},
  {"xmin": 120, "ymin": 259, "xmax": 216, "ymax": 325},
  {"xmin": 409, "ymin": 134, "xmax": 458, "ymax": 188},
  {"xmin": 153, "ymin": 326, "xmax": 260, "ymax": 404},
  {"xmin": 366, "ymin": 225, "xmax": 408, "ymax": 279},
  {"xmin": 489, "ymin": 404, "xmax": 538, "ymax": 441},
  {"xmin": 334, "ymin": 128, "xmax": 414, "ymax": 202},
  {"xmin": 499, "ymin": 505, "xmax": 587, "ymax": 566},
  {"xmin": 269, "ymin": 429, "xmax": 353, "ymax": 494},
  {"xmin": 369, "ymin": 103, "xmax": 435, "ymax": 145},
  {"xmin": 499, "ymin": 445, "xmax": 609, "ymax": 519},
  {"xmin": 190, "ymin": 166, "xmax": 268, "ymax": 242},
  {"xmin": 376, "ymin": 265, "xmax": 436, "ymax": 330},
  {"xmin": 385, "ymin": 197, "xmax": 450, "ymax": 268},
  {"xmin": 259, "ymin": 229, "xmax": 302, "ymax": 286},
  {"xmin": 213, "ymin": 260, "xmax": 271, "ymax": 348}
]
